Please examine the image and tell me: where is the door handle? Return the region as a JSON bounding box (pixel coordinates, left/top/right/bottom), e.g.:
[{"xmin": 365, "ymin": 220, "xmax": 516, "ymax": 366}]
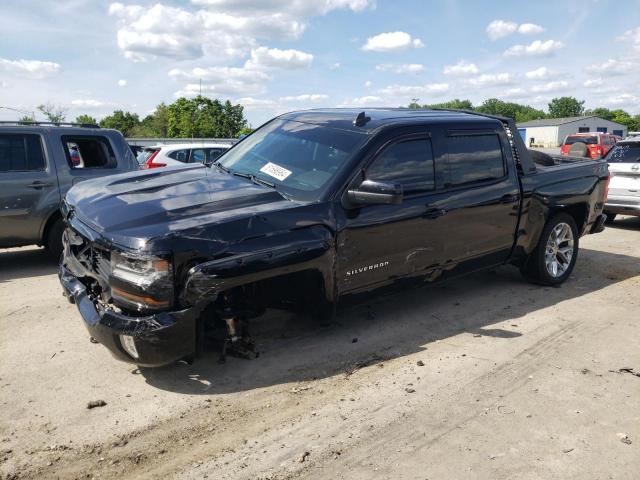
[
  {"xmin": 500, "ymin": 193, "xmax": 519, "ymax": 204},
  {"xmin": 27, "ymin": 181, "xmax": 53, "ymax": 189},
  {"xmin": 423, "ymin": 208, "xmax": 447, "ymax": 219}
]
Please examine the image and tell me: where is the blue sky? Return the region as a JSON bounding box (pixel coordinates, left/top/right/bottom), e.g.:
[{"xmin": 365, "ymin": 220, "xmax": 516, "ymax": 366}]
[{"xmin": 1, "ymin": 0, "xmax": 639, "ymax": 127}]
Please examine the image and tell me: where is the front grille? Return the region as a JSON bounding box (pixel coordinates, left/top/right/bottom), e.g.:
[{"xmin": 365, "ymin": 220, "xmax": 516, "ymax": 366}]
[{"xmin": 67, "ymin": 229, "xmax": 112, "ymax": 291}]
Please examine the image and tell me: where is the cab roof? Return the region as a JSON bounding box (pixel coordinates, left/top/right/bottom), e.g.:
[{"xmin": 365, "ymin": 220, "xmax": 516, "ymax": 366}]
[{"xmin": 279, "ymin": 108, "xmax": 501, "ymax": 133}]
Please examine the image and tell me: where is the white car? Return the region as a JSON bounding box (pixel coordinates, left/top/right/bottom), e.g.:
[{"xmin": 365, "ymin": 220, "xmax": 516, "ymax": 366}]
[
  {"xmin": 137, "ymin": 143, "xmax": 232, "ymax": 169},
  {"xmin": 603, "ymin": 137, "xmax": 640, "ymax": 222}
]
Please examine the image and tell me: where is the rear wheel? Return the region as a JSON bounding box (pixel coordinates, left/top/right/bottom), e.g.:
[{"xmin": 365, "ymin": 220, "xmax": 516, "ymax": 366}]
[
  {"xmin": 604, "ymin": 213, "xmax": 617, "ymax": 224},
  {"xmin": 45, "ymin": 218, "xmax": 65, "ymax": 261},
  {"xmin": 521, "ymin": 213, "xmax": 579, "ymax": 286}
]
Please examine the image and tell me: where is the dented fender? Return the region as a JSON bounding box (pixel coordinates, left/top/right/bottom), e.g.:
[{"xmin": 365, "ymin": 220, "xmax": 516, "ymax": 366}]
[{"xmin": 180, "ymin": 227, "xmax": 336, "ymax": 307}]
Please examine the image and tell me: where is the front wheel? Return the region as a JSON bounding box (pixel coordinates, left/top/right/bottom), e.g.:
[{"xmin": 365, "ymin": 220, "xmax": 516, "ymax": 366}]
[
  {"xmin": 604, "ymin": 213, "xmax": 617, "ymax": 224},
  {"xmin": 521, "ymin": 213, "xmax": 579, "ymax": 286},
  {"xmin": 45, "ymin": 218, "xmax": 65, "ymax": 261}
]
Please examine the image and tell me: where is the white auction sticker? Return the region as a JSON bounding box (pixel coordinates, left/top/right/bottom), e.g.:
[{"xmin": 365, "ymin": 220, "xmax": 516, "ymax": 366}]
[{"xmin": 259, "ymin": 162, "xmax": 292, "ymax": 181}]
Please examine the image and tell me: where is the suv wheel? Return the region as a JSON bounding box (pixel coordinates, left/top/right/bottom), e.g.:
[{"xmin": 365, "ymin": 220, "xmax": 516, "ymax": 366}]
[
  {"xmin": 45, "ymin": 218, "xmax": 65, "ymax": 261},
  {"xmin": 521, "ymin": 213, "xmax": 579, "ymax": 286},
  {"xmin": 604, "ymin": 213, "xmax": 617, "ymax": 224}
]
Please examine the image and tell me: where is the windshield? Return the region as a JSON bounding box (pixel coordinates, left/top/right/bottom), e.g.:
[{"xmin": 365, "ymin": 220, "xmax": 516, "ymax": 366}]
[
  {"xmin": 217, "ymin": 119, "xmax": 366, "ymax": 201},
  {"xmin": 564, "ymin": 135, "xmax": 598, "ymax": 145},
  {"xmin": 604, "ymin": 143, "xmax": 640, "ymax": 163}
]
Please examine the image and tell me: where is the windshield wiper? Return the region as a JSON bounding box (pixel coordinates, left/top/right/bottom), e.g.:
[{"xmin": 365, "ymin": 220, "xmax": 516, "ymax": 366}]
[
  {"xmin": 212, "ymin": 161, "xmax": 229, "ymax": 173},
  {"xmin": 231, "ymin": 170, "xmax": 276, "ymax": 189}
]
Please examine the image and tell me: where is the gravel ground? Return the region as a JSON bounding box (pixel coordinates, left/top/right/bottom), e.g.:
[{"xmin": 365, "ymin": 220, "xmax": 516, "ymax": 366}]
[{"xmin": 1, "ymin": 217, "xmax": 639, "ymax": 480}]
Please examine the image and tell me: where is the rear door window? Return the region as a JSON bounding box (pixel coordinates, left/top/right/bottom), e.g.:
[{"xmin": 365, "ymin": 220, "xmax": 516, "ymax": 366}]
[
  {"xmin": 444, "ymin": 134, "xmax": 505, "ymax": 187},
  {"xmin": 366, "ymin": 137, "xmax": 435, "ymax": 194},
  {"xmin": 606, "ymin": 144, "xmax": 640, "ymax": 163},
  {"xmin": 565, "ymin": 135, "xmax": 597, "ymax": 145},
  {"xmin": 191, "ymin": 149, "xmax": 206, "ymax": 163},
  {"xmin": 62, "ymin": 136, "xmax": 116, "ymax": 169},
  {"xmin": 0, "ymin": 134, "xmax": 46, "ymax": 172},
  {"xmin": 167, "ymin": 149, "xmax": 189, "ymax": 162}
]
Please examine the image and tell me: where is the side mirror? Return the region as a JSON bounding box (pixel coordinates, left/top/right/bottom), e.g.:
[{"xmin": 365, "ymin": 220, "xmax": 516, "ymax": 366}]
[{"xmin": 347, "ymin": 179, "xmax": 403, "ymax": 205}]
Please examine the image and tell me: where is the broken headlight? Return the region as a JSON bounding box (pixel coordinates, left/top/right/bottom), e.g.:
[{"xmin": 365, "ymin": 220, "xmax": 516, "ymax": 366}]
[{"xmin": 109, "ymin": 251, "xmax": 174, "ymax": 311}]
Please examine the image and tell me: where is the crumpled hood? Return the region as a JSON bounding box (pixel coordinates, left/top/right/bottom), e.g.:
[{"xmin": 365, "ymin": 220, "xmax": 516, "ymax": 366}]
[{"xmin": 65, "ymin": 164, "xmax": 294, "ymax": 246}]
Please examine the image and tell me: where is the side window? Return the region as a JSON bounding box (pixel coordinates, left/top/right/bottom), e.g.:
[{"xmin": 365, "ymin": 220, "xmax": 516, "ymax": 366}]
[
  {"xmin": 207, "ymin": 148, "xmax": 225, "ymax": 161},
  {"xmin": 0, "ymin": 134, "xmax": 46, "ymax": 172},
  {"xmin": 365, "ymin": 138, "xmax": 434, "ymax": 194},
  {"xmin": 445, "ymin": 134, "xmax": 505, "ymax": 187},
  {"xmin": 191, "ymin": 149, "xmax": 205, "ymax": 163},
  {"xmin": 168, "ymin": 149, "xmax": 189, "ymax": 162},
  {"xmin": 63, "ymin": 136, "xmax": 116, "ymax": 169}
]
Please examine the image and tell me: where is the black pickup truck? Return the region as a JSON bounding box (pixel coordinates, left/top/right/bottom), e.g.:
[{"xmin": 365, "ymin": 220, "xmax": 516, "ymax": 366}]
[{"xmin": 59, "ymin": 109, "xmax": 609, "ymax": 367}]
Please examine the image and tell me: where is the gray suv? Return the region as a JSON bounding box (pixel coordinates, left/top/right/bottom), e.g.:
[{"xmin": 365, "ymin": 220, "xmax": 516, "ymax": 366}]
[{"xmin": 0, "ymin": 122, "xmax": 139, "ymax": 258}]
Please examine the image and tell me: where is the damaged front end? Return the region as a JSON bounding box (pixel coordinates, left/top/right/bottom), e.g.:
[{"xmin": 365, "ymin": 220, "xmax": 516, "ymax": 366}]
[{"xmin": 59, "ymin": 225, "xmax": 202, "ymax": 367}]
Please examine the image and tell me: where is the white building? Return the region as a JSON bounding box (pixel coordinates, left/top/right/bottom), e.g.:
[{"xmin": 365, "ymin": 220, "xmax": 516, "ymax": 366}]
[{"xmin": 517, "ymin": 116, "xmax": 628, "ymax": 148}]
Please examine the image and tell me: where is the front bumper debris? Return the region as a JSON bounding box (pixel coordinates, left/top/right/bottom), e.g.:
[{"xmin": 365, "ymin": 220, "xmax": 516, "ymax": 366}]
[{"xmin": 59, "ymin": 264, "xmax": 199, "ymax": 367}]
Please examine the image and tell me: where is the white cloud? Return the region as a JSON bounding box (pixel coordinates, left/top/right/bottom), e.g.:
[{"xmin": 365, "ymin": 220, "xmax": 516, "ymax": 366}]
[
  {"xmin": 71, "ymin": 99, "xmax": 106, "ymax": 108},
  {"xmin": 586, "ymin": 57, "xmax": 637, "ymax": 76},
  {"xmin": 109, "ymin": 3, "xmax": 205, "ymax": 61},
  {"xmin": 583, "ymin": 78, "xmax": 603, "ymax": 88},
  {"xmin": 0, "ymin": 58, "xmax": 61, "ymax": 78},
  {"xmin": 617, "ymin": 26, "xmax": 640, "ymax": 51},
  {"xmin": 377, "ymin": 83, "xmax": 449, "ymax": 98},
  {"xmin": 504, "ymin": 39, "xmax": 564, "ymax": 57},
  {"xmin": 109, "ymin": 1, "xmax": 373, "ymax": 62},
  {"xmin": 364, "ymin": 80, "xmax": 372, "ymax": 87},
  {"xmin": 525, "ymin": 66, "xmax": 561, "ymax": 80},
  {"xmin": 361, "ymin": 31, "xmax": 424, "ymax": 52},
  {"xmin": 487, "ymin": 20, "xmax": 545, "ymax": 40},
  {"xmin": 329, "ymin": 62, "xmax": 341, "ymax": 70},
  {"xmin": 236, "ymin": 97, "xmax": 279, "ymax": 108},
  {"xmin": 244, "ymin": 46, "xmax": 313, "ymax": 70},
  {"xmin": 602, "ymin": 93, "xmax": 640, "ymax": 110},
  {"xmin": 376, "ymin": 63, "xmax": 425, "ymax": 73},
  {"xmin": 190, "ymin": 0, "xmax": 374, "ymax": 16},
  {"xmin": 530, "ymin": 80, "xmax": 570, "ymax": 93},
  {"xmin": 518, "ymin": 23, "xmax": 545, "ymax": 35},
  {"xmin": 337, "ymin": 95, "xmax": 385, "ymax": 107},
  {"xmin": 443, "ymin": 60, "xmax": 479, "ymax": 76},
  {"xmin": 465, "ymin": 73, "xmax": 514, "ymax": 86},
  {"xmin": 486, "ymin": 20, "xmax": 518, "ymax": 40},
  {"xmin": 117, "ymin": 79, "xmax": 127, "ymax": 87},
  {"xmin": 169, "ymin": 66, "xmax": 270, "ymax": 96},
  {"xmin": 279, "ymin": 94, "xmax": 329, "ymax": 102}
]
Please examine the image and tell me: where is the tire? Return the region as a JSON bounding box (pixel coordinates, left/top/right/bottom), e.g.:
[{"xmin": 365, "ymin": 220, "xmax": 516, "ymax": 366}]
[
  {"xmin": 604, "ymin": 213, "xmax": 617, "ymax": 224},
  {"xmin": 521, "ymin": 213, "xmax": 579, "ymax": 286},
  {"xmin": 568, "ymin": 142, "xmax": 588, "ymax": 157},
  {"xmin": 45, "ymin": 218, "xmax": 65, "ymax": 261}
]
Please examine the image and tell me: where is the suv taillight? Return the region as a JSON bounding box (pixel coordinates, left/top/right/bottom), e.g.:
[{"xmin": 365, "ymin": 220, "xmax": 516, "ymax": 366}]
[{"xmin": 144, "ymin": 150, "xmax": 165, "ymax": 169}]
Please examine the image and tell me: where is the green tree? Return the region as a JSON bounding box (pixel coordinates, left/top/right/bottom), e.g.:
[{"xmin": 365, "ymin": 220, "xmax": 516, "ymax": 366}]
[
  {"xmin": 99, "ymin": 110, "xmax": 140, "ymax": 136},
  {"xmin": 37, "ymin": 102, "xmax": 67, "ymax": 123},
  {"xmin": 74, "ymin": 114, "xmax": 98, "ymax": 126},
  {"xmin": 129, "ymin": 104, "xmax": 169, "ymax": 137},
  {"xmin": 426, "ymin": 99, "xmax": 475, "ymax": 110},
  {"xmin": 18, "ymin": 114, "xmax": 35, "ymax": 124},
  {"xmin": 585, "ymin": 107, "xmax": 613, "ymax": 120},
  {"xmin": 548, "ymin": 97, "xmax": 585, "ymax": 118},
  {"xmin": 166, "ymin": 96, "xmax": 247, "ymax": 138},
  {"xmin": 475, "ymin": 98, "xmax": 545, "ymax": 122}
]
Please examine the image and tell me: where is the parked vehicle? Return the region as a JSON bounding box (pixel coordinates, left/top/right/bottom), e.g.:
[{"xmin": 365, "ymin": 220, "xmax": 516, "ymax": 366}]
[
  {"xmin": 0, "ymin": 122, "xmax": 139, "ymax": 258},
  {"xmin": 140, "ymin": 143, "xmax": 232, "ymax": 169},
  {"xmin": 603, "ymin": 136, "xmax": 640, "ymax": 222},
  {"xmin": 59, "ymin": 109, "xmax": 609, "ymax": 367},
  {"xmin": 560, "ymin": 132, "xmax": 618, "ymax": 159}
]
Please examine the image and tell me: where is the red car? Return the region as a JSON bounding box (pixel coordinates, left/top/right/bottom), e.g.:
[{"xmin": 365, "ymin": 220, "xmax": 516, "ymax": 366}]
[{"xmin": 561, "ymin": 132, "xmax": 618, "ymax": 159}]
